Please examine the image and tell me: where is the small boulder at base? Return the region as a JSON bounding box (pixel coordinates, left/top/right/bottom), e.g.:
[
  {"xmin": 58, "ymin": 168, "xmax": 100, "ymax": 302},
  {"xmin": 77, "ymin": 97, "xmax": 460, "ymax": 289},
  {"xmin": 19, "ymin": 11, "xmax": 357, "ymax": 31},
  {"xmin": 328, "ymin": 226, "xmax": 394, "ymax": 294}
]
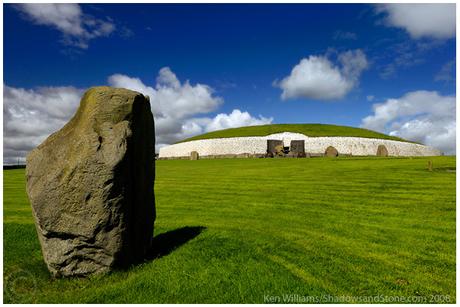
[
  {"xmin": 274, "ymin": 144, "xmax": 285, "ymax": 157},
  {"xmin": 190, "ymin": 151, "xmax": 199, "ymax": 160},
  {"xmin": 325, "ymin": 146, "xmax": 339, "ymax": 157},
  {"xmin": 26, "ymin": 86, "xmax": 155, "ymax": 277},
  {"xmin": 267, "ymin": 140, "xmax": 283, "ymax": 155},
  {"xmin": 376, "ymin": 145, "xmax": 389, "ymax": 157}
]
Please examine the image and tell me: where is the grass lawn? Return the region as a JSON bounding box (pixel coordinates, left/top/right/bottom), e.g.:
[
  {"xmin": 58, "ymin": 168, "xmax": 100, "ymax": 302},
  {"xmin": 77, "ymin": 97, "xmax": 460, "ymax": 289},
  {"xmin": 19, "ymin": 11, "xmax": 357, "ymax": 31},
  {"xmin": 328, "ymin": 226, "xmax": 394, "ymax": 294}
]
[
  {"xmin": 178, "ymin": 123, "xmax": 411, "ymax": 143},
  {"xmin": 3, "ymin": 156, "xmax": 456, "ymax": 303}
]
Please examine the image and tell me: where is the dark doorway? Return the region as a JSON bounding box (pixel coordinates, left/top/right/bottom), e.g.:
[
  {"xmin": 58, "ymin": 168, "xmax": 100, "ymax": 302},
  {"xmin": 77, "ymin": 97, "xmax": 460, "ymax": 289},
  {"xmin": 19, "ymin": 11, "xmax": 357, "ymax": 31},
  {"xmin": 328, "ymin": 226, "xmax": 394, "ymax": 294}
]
[
  {"xmin": 290, "ymin": 140, "xmax": 305, "ymax": 154},
  {"xmin": 267, "ymin": 140, "xmax": 283, "ymax": 154}
]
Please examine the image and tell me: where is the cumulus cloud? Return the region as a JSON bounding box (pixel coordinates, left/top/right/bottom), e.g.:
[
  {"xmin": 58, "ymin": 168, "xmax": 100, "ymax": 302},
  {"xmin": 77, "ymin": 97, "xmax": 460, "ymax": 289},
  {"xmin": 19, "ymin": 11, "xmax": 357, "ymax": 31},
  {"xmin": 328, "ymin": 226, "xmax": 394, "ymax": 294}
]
[
  {"xmin": 109, "ymin": 68, "xmax": 222, "ymax": 120},
  {"xmin": 186, "ymin": 110, "xmax": 272, "ymax": 136},
  {"xmin": 108, "ymin": 67, "xmax": 222, "ymax": 143},
  {"xmin": 275, "ymin": 49, "xmax": 368, "ymax": 100},
  {"xmin": 361, "ymin": 91, "xmax": 456, "ymax": 154},
  {"xmin": 14, "ymin": 3, "xmax": 115, "ymax": 48},
  {"xmin": 153, "ymin": 110, "xmax": 272, "ymax": 149},
  {"xmin": 202, "ymin": 109, "xmax": 272, "ymax": 132},
  {"xmin": 377, "ymin": 4, "xmax": 455, "ymax": 39},
  {"xmin": 3, "ymin": 85, "xmax": 83, "ymax": 164},
  {"xmin": 3, "ymin": 68, "xmax": 274, "ymax": 163},
  {"xmin": 109, "ymin": 68, "xmax": 272, "ymax": 148}
]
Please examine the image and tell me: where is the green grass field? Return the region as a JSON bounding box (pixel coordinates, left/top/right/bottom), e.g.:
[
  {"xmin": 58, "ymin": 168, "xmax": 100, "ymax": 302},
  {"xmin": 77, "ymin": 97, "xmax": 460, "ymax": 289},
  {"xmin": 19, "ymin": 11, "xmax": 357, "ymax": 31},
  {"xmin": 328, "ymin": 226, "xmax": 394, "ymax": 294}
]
[
  {"xmin": 178, "ymin": 123, "xmax": 411, "ymax": 143},
  {"xmin": 3, "ymin": 156, "xmax": 455, "ymax": 303}
]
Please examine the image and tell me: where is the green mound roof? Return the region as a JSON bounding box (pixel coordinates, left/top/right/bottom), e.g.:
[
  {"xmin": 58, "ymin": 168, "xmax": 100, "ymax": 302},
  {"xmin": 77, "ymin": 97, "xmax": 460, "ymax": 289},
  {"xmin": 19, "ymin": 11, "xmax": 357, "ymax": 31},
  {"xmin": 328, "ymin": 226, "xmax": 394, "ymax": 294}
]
[{"xmin": 178, "ymin": 124, "xmax": 412, "ymax": 143}]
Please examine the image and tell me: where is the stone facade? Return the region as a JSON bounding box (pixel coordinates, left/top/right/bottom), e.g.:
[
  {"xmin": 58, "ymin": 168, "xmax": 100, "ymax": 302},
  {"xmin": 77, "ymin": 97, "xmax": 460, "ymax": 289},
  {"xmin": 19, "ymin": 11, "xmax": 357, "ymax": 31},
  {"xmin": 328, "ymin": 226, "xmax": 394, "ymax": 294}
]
[{"xmin": 159, "ymin": 132, "xmax": 442, "ymax": 159}]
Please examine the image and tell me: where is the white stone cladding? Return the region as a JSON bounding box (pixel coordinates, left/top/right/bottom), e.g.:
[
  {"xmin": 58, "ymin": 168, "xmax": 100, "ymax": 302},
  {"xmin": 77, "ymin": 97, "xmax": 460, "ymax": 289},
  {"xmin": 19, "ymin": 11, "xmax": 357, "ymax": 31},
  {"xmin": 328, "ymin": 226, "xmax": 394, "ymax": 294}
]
[{"xmin": 159, "ymin": 132, "xmax": 441, "ymax": 158}]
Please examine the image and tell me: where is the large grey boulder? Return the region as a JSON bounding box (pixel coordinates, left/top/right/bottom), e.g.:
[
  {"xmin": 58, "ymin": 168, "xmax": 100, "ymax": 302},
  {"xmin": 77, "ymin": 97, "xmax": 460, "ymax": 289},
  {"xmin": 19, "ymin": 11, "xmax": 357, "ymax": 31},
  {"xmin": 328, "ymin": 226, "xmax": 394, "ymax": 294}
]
[{"xmin": 26, "ymin": 86, "xmax": 155, "ymax": 277}]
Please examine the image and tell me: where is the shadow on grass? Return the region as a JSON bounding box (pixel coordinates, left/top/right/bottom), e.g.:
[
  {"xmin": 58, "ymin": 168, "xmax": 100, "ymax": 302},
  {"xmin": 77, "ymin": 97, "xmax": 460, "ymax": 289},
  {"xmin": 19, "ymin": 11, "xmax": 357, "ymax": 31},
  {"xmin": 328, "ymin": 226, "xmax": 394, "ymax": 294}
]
[{"xmin": 147, "ymin": 226, "xmax": 206, "ymax": 260}]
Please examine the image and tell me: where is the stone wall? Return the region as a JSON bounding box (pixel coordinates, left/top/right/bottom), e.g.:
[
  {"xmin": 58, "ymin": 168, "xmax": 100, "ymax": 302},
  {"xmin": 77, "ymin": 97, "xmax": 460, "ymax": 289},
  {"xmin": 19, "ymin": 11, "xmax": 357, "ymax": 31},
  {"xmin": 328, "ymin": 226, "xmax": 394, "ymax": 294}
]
[{"xmin": 158, "ymin": 132, "xmax": 441, "ymax": 158}]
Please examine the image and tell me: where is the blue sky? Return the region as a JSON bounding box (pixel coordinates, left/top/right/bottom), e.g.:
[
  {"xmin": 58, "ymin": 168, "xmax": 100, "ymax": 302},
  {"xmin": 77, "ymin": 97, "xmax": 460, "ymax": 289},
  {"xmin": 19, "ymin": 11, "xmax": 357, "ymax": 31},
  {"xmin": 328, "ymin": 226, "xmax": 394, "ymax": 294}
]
[{"xmin": 3, "ymin": 3, "xmax": 456, "ymax": 162}]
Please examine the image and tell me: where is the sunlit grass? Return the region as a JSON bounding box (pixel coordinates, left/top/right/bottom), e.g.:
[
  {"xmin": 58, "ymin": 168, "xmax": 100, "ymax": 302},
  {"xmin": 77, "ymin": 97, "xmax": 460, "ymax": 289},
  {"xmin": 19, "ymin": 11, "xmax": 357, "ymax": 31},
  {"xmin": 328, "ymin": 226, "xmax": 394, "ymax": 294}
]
[
  {"xmin": 178, "ymin": 123, "xmax": 412, "ymax": 143},
  {"xmin": 3, "ymin": 156, "xmax": 455, "ymax": 303}
]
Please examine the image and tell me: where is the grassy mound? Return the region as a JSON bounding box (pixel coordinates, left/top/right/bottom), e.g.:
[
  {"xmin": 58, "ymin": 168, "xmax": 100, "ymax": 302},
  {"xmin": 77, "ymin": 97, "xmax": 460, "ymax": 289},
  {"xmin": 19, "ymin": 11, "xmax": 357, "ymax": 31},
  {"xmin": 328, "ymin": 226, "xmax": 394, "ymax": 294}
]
[
  {"xmin": 178, "ymin": 124, "xmax": 410, "ymax": 143},
  {"xmin": 4, "ymin": 156, "xmax": 455, "ymax": 303}
]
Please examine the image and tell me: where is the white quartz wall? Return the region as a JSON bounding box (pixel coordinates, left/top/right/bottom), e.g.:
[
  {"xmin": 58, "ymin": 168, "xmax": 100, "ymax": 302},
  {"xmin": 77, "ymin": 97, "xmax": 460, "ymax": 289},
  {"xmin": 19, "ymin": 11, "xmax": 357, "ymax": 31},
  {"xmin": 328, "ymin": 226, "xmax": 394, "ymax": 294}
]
[{"xmin": 159, "ymin": 132, "xmax": 441, "ymax": 158}]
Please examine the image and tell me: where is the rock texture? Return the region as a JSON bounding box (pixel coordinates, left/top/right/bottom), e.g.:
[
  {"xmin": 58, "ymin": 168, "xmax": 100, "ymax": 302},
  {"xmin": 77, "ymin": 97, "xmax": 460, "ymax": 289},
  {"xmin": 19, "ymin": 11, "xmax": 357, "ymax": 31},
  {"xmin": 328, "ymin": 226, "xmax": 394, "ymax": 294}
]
[
  {"xmin": 267, "ymin": 140, "xmax": 283, "ymax": 154},
  {"xmin": 26, "ymin": 86, "xmax": 155, "ymax": 277},
  {"xmin": 325, "ymin": 146, "xmax": 339, "ymax": 157},
  {"xmin": 275, "ymin": 144, "xmax": 285, "ymax": 157}
]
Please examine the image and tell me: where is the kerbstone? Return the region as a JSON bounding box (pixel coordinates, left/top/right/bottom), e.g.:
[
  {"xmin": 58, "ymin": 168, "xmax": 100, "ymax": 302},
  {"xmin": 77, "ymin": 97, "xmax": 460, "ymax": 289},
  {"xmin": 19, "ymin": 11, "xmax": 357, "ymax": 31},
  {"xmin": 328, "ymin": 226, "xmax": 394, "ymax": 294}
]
[
  {"xmin": 325, "ymin": 146, "xmax": 339, "ymax": 157},
  {"xmin": 26, "ymin": 86, "xmax": 155, "ymax": 277}
]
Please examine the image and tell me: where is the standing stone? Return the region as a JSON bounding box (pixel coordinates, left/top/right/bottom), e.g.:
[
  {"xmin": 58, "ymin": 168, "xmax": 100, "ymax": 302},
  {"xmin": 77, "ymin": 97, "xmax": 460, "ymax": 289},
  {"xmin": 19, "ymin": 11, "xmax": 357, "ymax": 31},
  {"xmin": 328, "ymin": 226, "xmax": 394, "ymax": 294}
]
[
  {"xmin": 26, "ymin": 87, "xmax": 155, "ymax": 277},
  {"xmin": 190, "ymin": 151, "xmax": 199, "ymax": 160},
  {"xmin": 376, "ymin": 145, "xmax": 389, "ymax": 157},
  {"xmin": 325, "ymin": 146, "xmax": 339, "ymax": 157},
  {"xmin": 274, "ymin": 144, "xmax": 285, "ymax": 157}
]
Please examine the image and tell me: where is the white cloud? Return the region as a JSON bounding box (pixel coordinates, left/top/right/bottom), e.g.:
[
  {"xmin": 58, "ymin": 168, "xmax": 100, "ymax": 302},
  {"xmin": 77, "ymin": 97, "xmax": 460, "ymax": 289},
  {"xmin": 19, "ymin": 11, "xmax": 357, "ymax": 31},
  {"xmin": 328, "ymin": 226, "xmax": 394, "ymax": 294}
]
[
  {"xmin": 361, "ymin": 91, "xmax": 456, "ymax": 154},
  {"xmin": 109, "ymin": 68, "xmax": 272, "ymax": 148},
  {"xmin": 204, "ymin": 109, "xmax": 272, "ymax": 132},
  {"xmin": 377, "ymin": 4, "xmax": 455, "ymax": 39},
  {"xmin": 188, "ymin": 110, "xmax": 273, "ymax": 134},
  {"xmin": 275, "ymin": 49, "xmax": 368, "ymax": 100},
  {"xmin": 155, "ymin": 110, "xmax": 272, "ymax": 148},
  {"xmin": 108, "ymin": 67, "xmax": 223, "ymax": 144},
  {"xmin": 14, "ymin": 3, "xmax": 115, "ymax": 49},
  {"xmin": 3, "ymin": 85, "xmax": 83, "ymax": 164},
  {"xmin": 366, "ymin": 95, "xmax": 375, "ymax": 102},
  {"xmin": 338, "ymin": 49, "xmax": 369, "ymax": 80},
  {"xmin": 109, "ymin": 67, "xmax": 223, "ymax": 120},
  {"xmin": 4, "ymin": 68, "xmax": 273, "ymax": 163}
]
